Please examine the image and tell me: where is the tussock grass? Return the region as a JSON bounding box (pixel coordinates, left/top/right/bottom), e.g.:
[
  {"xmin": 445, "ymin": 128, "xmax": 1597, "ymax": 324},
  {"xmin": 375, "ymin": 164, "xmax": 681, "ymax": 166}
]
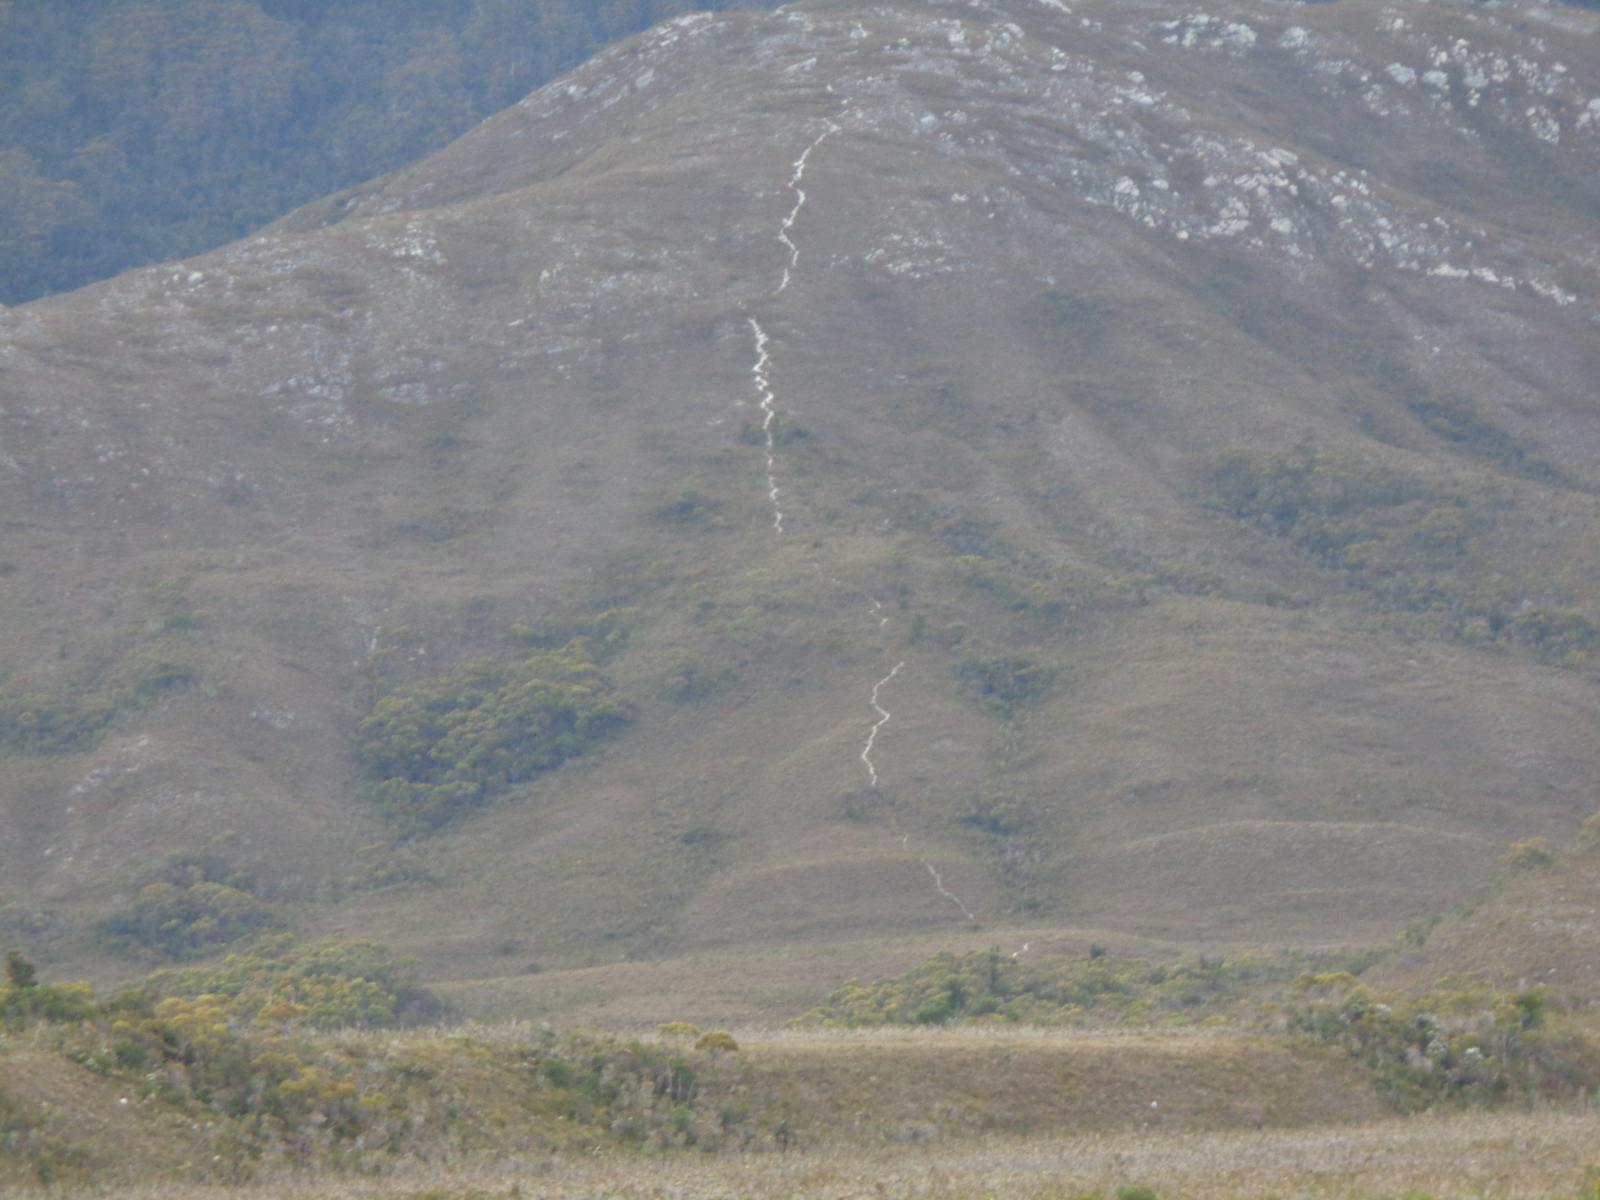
[
  {"xmin": 20, "ymin": 1110, "xmax": 1600, "ymax": 1199},
  {"xmin": 0, "ymin": 1014, "xmax": 1391, "ymax": 1190}
]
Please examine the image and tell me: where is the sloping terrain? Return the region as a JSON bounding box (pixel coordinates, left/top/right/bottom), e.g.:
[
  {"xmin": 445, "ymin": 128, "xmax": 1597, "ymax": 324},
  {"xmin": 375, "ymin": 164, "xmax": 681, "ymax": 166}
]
[
  {"xmin": 0, "ymin": 1023, "xmax": 1390, "ymax": 1191},
  {"xmin": 1, "ymin": 0, "xmax": 1597, "ymax": 1018},
  {"xmin": 1373, "ymin": 826, "xmax": 1600, "ymax": 1002}
]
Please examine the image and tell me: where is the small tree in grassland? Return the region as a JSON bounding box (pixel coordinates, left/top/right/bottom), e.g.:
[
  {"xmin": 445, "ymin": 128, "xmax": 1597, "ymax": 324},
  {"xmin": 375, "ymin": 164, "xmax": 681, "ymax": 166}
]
[
  {"xmin": 695, "ymin": 1030, "xmax": 739, "ymax": 1054},
  {"xmin": 6, "ymin": 949, "xmax": 37, "ymax": 990},
  {"xmin": 1503, "ymin": 838, "xmax": 1553, "ymax": 871}
]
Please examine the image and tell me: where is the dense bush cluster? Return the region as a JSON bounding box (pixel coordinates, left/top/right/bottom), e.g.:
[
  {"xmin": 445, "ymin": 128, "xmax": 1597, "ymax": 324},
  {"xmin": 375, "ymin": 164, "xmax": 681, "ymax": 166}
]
[
  {"xmin": 96, "ymin": 881, "xmax": 276, "ymax": 961},
  {"xmin": 0, "ymin": 644, "xmax": 199, "ymax": 756},
  {"xmin": 93, "ymin": 853, "xmax": 278, "ymax": 961},
  {"xmin": 3, "ymin": 938, "xmax": 424, "ymax": 1041},
  {"xmin": 0, "ymin": 0, "xmax": 756, "ymax": 304},
  {"xmin": 1210, "ymin": 444, "xmax": 1443, "ymax": 559},
  {"xmin": 1210, "ymin": 445, "xmax": 1596, "ymax": 664},
  {"xmin": 954, "ymin": 655, "xmax": 1056, "ymax": 714},
  {"xmin": 1289, "ymin": 977, "xmax": 1600, "ymax": 1109},
  {"xmin": 1403, "ymin": 394, "xmax": 1563, "ymax": 484},
  {"xmin": 356, "ymin": 639, "xmax": 634, "ymax": 832},
  {"xmin": 134, "ymin": 936, "xmax": 441, "ymax": 1028},
  {"xmin": 0, "ymin": 950, "xmax": 780, "ymax": 1185},
  {"xmin": 803, "ymin": 947, "xmax": 1325, "ymax": 1027},
  {"xmin": 0, "ymin": 951, "xmax": 95, "ymax": 1024}
]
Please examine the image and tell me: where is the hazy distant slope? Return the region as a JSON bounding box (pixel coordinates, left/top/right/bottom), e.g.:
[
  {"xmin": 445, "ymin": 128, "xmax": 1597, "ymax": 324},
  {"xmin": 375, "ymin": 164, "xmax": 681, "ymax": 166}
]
[
  {"xmin": 1, "ymin": 0, "xmax": 1597, "ymax": 1015},
  {"xmin": 0, "ymin": 0, "xmax": 759, "ymax": 305}
]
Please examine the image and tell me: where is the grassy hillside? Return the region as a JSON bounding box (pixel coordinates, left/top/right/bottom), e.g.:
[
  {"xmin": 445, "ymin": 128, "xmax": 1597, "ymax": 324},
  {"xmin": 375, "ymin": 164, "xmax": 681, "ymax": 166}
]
[
  {"xmin": 1372, "ymin": 817, "xmax": 1600, "ymax": 1005},
  {"xmin": 0, "ymin": 0, "xmax": 1596, "ymax": 1023}
]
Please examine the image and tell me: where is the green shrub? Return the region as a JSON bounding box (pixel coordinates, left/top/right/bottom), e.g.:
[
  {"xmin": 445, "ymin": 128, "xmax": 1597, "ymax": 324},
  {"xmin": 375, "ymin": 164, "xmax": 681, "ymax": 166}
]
[
  {"xmin": 356, "ymin": 639, "xmax": 634, "ymax": 832},
  {"xmin": 694, "ymin": 1030, "xmax": 740, "ymax": 1053},
  {"xmin": 340, "ymin": 844, "xmax": 439, "ymax": 894},
  {"xmin": 1578, "ymin": 810, "xmax": 1600, "ymax": 851},
  {"xmin": 0, "ymin": 953, "xmax": 96, "ymax": 1024},
  {"xmin": 1289, "ymin": 984, "xmax": 1599, "ymax": 1108},
  {"xmin": 6, "ymin": 948, "xmax": 36, "ymax": 990},
  {"xmin": 0, "ymin": 691, "xmax": 116, "ymax": 754},
  {"xmin": 1404, "ymin": 394, "xmax": 1562, "ymax": 483},
  {"xmin": 959, "ymin": 792, "xmax": 1039, "ymax": 837},
  {"xmin": 657, "ymin": 653, "xmax": 733, "ymax": 703},
  {"xmin": 955, "ymin": 655, "xmax": 1055, "ymax": 714},
  {"xmin": 512, "ymin": 608, "xmax": 635, "ymax": 658},
  {"xmin": 950, "ymin": 556, "xmax": 1070, "ymax": 619},
  {"xmin": 1502, "ymin": 838, "xmax": 1554, "ymax": 870},
  {"xmin": 0, "ymin": 639, "xmax": 200, "ymax": 756},
  {"xmin": 138, "ymin": 936, "xmax": 439, "ymax": 1028},
  {"xmin": 653, "ymin": 490, "xmax": 723, "ymax": 527},
  {"xmin": 801, "ymin": 947, "xmax": 1335, "ymax": 1028},
  {"xmin": 1209, "ymin": 444, "xmax": 1435, "ymax": 563},
  {"xmin": 95, "ymin": 879, "xmax": 278, "ymax": 961},
  {"xmin": 1509, "ymin": 608, "xmax": 1597, "ymax": 663},
  {"xmin": 0, "ymin": 968, "xmax": 785, "ymax": 1173},
  {"xmin": 1208, "ymin": 445, "xmax": 1596, "ymax": 665}
]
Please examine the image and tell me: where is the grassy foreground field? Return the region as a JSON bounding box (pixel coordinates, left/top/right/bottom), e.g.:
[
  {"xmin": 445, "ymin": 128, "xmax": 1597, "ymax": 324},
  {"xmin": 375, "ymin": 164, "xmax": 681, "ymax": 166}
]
[
  {"xmin": 9, "ymin": 1015, "xmax": 1600, "ymax": 1198},
  {"xmin": 20, "ymin": 1110, "xmax": 1600, "ymax": 1200}
]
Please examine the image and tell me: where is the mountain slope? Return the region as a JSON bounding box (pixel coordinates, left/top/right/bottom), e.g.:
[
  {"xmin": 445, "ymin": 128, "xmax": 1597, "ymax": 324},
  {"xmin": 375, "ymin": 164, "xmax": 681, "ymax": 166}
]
[{"xmin": 1, "ymin": 0, "xmax": 1597, "ymax": 1020}]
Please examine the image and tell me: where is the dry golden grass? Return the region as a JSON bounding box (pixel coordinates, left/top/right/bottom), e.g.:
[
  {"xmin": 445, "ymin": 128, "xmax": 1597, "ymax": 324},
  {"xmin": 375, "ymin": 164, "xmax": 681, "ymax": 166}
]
[
  {"xmin": 0, "ymin": 1045, "xmax": 205, "ymax": 1185},
  {"xmin": 716, "ymin": 1026, "xmax": 1388, "ymax": 1139},
  {"xmin": 425, "ymin": 926, "xmax": 1188, "ymax": 1029},
  {"xmin": 24, "ymin": 1109, "xmax": 1600, "ymax": 1199},
  {"xmin": 1373, "ymin": 839, "xmax": 1600, "ymax": 1007},
  {"xmin": 0, "ymin": 1021, "xmax": 1392, "ymax": 1192}
]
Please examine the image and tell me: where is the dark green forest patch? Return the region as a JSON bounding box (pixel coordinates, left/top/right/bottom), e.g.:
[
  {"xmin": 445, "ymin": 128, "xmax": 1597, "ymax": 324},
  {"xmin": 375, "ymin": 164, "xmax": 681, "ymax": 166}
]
[
  {"xmin": 356, "ymin": 638, "xmax": 634, "ymax": 833},
  {"xmin": 1208, "ymin": 445, "xmax": 1596, "ymax": 664},
  {"xmin": 0, "ymin": 0, "xmax": 762, "ymax": 304},
  {"xmin": 94, "ymin": 853, "xmax": 278, "ymax": 961}
]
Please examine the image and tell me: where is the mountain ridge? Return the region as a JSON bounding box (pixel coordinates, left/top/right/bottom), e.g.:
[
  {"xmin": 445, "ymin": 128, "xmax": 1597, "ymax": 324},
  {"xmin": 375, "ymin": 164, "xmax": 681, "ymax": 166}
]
[{"xmin": 1, "ymin": 0, "xmax": 1598, "ymax": 1024}]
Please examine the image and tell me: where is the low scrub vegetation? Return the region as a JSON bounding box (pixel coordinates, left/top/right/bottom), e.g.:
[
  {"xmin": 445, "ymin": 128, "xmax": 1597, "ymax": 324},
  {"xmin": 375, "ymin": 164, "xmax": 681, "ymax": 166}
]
[
  {"xmin": 1289, "ymin": 975, "xmax": 1600, "ymax": 1109},
  {"xmin": 1, "ymin": 952, "xmax": 95, "ymax": 1024},
  {"xmin": 356, "ymin": 639, "xmax": 634, "ymax": 833},
  {"xmin": 0, "ymin": 642, "xmax": 200, "ymax": 756},
  {"xmin": 953, "ymin": 656, "xmax": 1056, "ymax": 715},
  {"xmin": 131, "ymin": 936, "xmax": 442, "ymax": 1029},
  {"xmin": 1209, "ymin": 444, "xmax": 1596, "ymax": 663},
  {"xmin": 94, "ymin": 854, "xmax": 278, "ymax": 961},
  {"xmin": 1403, "ymin": 392, "xmax": 1563, "ymax": 484},
  {"xmin": 8, "ymin": 942, "xmax": 1600, "ymax": 1194},
  {"xmin": 802, "ymin": 946, "xmax": 1355, "ymax": 1027},
  {"xmin": 0, "ymin": 951, "xmax": 784, "ymax": 1188},
  {"xmin": 94, "ymin": 880, "xmax": 275, "ymax": 962},
  {"xmin": 1210, "ymin": 443, "xmax": 1448, "ymax": 560}
]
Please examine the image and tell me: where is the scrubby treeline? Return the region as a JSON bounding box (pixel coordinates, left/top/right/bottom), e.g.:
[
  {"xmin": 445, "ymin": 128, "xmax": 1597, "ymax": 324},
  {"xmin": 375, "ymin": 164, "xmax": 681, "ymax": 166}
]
[
  {"xmin": 805, "ymin": 945, "xmax": 1600, "ymax": 1108},
  {"xmin": 802, "ymin": 945, "xmax": 1368, "ymax": 1027},
  {"xmin": 0, "ymin": 946, "xmax": 770, "ymax": 1189}
]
